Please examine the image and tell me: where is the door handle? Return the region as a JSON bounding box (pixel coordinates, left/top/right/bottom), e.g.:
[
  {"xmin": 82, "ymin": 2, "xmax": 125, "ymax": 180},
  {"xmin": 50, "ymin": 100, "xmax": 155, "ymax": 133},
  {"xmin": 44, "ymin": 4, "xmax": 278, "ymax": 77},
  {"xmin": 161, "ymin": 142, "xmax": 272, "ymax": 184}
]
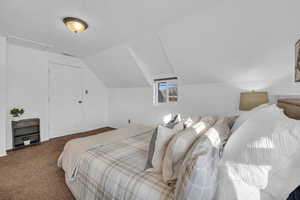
[{"xmin": 78, "ymin": 100, "xmax": 83, "ymax": 104}]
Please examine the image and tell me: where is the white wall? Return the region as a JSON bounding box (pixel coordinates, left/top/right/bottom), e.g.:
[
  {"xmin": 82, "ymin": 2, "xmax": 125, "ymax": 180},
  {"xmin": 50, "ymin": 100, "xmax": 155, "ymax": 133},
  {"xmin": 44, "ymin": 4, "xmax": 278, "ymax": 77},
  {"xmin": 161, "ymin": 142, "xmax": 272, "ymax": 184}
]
[
  {"xmin": 108, "ymin": 75, "xmax": 300, "ymax": 127},
  {"xmin": 0, "ymin": 36, "xmax": 7, "ymax": 156},
  {"xmin": 109, "ymin": 84, "xmax": 239, "ymax": 127},
  {"xmin": 6, "ymin": 44, "xmax": 108, "ymax": 149}
]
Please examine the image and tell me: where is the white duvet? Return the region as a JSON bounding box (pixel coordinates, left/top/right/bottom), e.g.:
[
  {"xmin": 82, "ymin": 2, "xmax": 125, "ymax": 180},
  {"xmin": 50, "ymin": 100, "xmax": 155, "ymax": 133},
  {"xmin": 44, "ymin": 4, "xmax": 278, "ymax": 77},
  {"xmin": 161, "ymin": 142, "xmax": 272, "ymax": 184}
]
[{"xmin": 216, "ymin": 105, "xmax": 300, "ymax": 200}]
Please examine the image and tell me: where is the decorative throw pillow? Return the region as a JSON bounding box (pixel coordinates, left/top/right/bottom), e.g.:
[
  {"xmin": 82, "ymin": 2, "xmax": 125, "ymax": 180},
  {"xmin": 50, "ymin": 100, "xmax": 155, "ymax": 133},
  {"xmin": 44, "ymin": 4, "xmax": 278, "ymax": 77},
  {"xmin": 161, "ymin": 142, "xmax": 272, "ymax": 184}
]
[
  {"xmin": 162, "ymin": 128, "xmax": 197, "ymax": 183},
  {"xmin": 151, "ymin": 122, "xmax": 184, "ymax": 172},
  {"xmin": 174, "ymin": 118, "xmax": 232, "ymax": 200},
  {"xmin": 144, "ymin": 114, "xmax": 181, "ymax": 170},
  {"xmin": 162, "ymin": 116, "xmax": 217, "ymax": 183}
]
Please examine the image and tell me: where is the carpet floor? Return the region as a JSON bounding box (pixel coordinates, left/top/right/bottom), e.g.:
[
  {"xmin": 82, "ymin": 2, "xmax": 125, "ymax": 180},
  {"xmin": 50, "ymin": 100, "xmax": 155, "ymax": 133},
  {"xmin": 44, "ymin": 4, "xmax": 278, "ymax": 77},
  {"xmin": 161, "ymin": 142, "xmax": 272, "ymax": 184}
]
[{"xmin": 0, "ymin": 127, "xmax": 114, "ymax": 200}]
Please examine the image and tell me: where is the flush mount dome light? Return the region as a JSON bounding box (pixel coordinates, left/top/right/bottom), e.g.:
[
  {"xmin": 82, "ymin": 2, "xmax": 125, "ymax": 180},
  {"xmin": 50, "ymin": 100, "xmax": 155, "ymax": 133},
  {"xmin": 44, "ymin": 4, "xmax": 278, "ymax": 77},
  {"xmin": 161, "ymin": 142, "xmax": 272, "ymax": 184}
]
[{"xmin": 63, "ymin": 17, "xmax": 88, "ymax": 33}]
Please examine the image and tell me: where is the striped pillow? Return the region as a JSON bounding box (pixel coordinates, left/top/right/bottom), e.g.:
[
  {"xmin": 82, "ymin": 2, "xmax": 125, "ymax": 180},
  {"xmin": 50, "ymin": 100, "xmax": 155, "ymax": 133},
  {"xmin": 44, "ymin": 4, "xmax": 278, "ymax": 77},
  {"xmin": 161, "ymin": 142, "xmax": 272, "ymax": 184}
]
[
  {"xmin": 151, "ymin": 122, "xmax": 184, "ymax": 172},
  {"xmin": 145, "ymin": 114, "xmax": 181, "ymax": 170},
  {"xmin": 175, "ymin": 118, "xmax": 231, "ymax": 200},
  {"xmin": 162, "ymin": 116, "xmax": 217, "ymax": 183}
]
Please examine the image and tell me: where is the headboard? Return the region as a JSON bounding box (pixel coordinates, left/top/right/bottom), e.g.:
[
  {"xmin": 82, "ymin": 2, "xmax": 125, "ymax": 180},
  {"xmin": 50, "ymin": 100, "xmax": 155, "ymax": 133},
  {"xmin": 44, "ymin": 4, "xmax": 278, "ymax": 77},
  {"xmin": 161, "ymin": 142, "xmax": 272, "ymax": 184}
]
[{"xmin": 273, "ymin": 95, "xmax": 300, "ymax": 120}]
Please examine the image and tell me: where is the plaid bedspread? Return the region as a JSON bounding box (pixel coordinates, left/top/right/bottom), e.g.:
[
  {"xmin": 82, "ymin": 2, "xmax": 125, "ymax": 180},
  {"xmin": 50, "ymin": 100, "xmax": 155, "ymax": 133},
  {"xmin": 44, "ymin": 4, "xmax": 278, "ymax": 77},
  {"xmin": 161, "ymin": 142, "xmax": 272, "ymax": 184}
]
[{"xmin": 67, "ymin": 131, "xmax": 174, "ymax": 200}]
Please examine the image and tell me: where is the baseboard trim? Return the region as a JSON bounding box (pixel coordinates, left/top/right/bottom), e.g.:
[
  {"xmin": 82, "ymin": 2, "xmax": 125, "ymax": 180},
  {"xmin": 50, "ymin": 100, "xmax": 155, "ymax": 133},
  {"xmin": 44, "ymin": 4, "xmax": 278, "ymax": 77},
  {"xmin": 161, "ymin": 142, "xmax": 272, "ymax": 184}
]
[{"xmin": 0, "ymin": 151, "xmax": 7, "ymax": 157}]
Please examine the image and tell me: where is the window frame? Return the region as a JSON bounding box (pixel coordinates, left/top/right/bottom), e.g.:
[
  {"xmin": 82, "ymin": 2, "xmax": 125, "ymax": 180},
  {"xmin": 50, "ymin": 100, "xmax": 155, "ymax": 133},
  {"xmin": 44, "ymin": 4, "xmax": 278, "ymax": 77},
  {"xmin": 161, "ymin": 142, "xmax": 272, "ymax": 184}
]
[{"xmin": 153, "ymin": 77, "xmax": 178, "ymax": 105}]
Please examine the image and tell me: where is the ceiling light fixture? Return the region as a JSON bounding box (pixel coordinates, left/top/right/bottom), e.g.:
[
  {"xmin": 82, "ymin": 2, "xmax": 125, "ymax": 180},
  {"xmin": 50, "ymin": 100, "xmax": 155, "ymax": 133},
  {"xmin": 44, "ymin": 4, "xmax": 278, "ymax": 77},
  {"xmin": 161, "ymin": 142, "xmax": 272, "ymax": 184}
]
[{"xmin": 63, "ymin": 17, "xmax": 88, "ymax": 33}]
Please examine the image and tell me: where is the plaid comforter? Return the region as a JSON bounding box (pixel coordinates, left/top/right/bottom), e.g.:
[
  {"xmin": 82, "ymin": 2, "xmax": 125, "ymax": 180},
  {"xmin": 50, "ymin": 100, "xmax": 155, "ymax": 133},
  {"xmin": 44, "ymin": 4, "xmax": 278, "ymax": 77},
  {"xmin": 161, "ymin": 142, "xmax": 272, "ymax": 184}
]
[{"xmin": 67, "ymin": 131, "xmax": 174, "ymax": 200}]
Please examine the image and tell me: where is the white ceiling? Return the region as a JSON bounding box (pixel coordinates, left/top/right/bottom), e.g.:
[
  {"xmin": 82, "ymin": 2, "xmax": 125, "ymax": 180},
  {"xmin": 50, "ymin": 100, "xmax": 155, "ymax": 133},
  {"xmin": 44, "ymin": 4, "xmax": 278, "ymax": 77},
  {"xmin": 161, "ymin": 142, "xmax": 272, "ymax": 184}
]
[
  {"xmin": 129, "ymin": 34, "xmax": 174, "ymax": 78},
  {"xmin": 84, "ymin": 45, "xmax": 149, "ymax": 88},
  {"xmin": 84, "ymin": 0, "xmax": 300, "ymax": 87},
  {"xmin": 0, "ymin": 0, "xmax": 207, "ymax": 57},
  {"xmin": 1, "ymin": 0, "xmax": 300, "ymax": 88},
  {"xmin": 158, "ymin": 0, "xmax": 300, "ymax": 84}
]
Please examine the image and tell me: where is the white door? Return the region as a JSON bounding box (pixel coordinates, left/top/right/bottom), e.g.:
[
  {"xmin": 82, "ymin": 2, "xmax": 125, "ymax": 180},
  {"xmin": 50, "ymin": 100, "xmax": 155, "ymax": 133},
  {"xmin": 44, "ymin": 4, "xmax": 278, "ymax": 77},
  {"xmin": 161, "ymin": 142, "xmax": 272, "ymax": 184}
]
[{"xmin": 49, "ymin": 63, "xmax": 84, "ymax": 138}]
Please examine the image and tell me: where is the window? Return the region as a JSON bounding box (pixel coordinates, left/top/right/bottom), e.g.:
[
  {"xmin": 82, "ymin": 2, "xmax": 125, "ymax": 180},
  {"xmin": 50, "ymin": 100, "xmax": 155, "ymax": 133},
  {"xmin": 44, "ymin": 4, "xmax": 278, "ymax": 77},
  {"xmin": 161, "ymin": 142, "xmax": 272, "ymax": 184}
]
[{"xmin": 154, "ymin": 77, "xmax": 178, "ymax": 104}]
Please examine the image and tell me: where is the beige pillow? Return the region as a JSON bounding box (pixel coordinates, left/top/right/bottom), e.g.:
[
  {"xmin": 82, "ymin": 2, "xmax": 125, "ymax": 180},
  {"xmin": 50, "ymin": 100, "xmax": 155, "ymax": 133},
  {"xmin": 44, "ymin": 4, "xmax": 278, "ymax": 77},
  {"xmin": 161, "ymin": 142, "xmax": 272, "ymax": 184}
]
[
  {"xmin": 145, "ymin": 115, "xmax": 181, "ymax": 170},
  {"xmin": 162, "ymin": 116, "xmax": 218, "ymax": 183},
  {"xmin": 151, "ymin": 122, "xmax": 184, "ymax": 172},
  {"xmin": 175, "ymin": 118, "xmax": 231, "ymax": 200},
  {"xmin": 183, "ymin": 116, "xmax": 201, "ymax": 128}
]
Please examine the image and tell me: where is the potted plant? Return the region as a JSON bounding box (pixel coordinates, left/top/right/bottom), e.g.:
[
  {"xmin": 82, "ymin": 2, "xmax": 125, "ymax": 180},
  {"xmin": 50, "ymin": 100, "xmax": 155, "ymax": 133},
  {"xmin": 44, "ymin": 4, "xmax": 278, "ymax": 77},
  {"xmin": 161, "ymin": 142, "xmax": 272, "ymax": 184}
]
[{"xmin": 10, "ymin": 107, "xmax": 25, "ymax": 120}]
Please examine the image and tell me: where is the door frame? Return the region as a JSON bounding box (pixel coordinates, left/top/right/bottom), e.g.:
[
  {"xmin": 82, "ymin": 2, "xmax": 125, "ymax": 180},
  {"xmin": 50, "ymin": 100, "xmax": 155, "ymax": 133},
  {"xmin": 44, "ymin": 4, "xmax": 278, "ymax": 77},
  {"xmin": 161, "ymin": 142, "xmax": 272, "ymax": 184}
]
[{"xmin": 47, "ymin": 61, "xmax": 84, "ymax": 139}]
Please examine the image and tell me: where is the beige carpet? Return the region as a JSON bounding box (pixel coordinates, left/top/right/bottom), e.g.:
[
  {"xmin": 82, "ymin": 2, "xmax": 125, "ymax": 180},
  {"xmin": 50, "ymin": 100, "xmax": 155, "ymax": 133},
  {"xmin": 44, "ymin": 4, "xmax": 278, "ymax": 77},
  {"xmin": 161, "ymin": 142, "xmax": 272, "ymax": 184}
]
[{"xmin": 0, "ymin": 127, "xmax": 114, "ymax": 200}]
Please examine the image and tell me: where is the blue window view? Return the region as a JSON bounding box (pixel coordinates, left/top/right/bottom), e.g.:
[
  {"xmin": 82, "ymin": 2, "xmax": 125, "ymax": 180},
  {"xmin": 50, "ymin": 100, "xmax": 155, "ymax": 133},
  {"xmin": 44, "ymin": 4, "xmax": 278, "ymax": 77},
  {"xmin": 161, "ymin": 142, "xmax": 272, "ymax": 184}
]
[
  {"xmin": 168, "ymin": 81, "xmax": 177, "ymax": 102},
  {"xmin": 168, "ymin": 81, "xmax": 177, "ymax": 87},
  {"xmin": 157, "ymin": 81, "xmax": 178, "ymax": 103},
  {"xmin": 159, "ymin": 82, "xmax": 167, "ymax": 90},
  {"xmin": 158, "ymin": 82, "xmax": 167, "ymax": 103}
]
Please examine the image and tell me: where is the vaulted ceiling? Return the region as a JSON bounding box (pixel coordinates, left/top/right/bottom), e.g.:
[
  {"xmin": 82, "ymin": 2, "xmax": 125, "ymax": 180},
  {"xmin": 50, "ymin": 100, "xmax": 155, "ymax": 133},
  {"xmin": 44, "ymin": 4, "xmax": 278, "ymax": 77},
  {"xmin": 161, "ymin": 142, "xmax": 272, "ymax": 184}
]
[
  {"xmin": 1, "ymin": 0, "xmax": 300, "ymax": 88},
  {"xmin": 0, "ymin": 0, "xmax": 206, "ymax": 57}
]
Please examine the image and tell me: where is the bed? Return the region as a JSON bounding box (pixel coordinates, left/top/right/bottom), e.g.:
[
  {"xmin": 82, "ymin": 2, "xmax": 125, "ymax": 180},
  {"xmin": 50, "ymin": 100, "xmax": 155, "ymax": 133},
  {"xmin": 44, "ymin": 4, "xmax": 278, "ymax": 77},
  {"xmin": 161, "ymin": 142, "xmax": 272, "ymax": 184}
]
[
  {"xmin": 58, "ymin": 96, "xmax": 300, "ymax": 200},
  {"xmin": 58, "ymin": 125, "xmax": 174, "ymax": 200}
]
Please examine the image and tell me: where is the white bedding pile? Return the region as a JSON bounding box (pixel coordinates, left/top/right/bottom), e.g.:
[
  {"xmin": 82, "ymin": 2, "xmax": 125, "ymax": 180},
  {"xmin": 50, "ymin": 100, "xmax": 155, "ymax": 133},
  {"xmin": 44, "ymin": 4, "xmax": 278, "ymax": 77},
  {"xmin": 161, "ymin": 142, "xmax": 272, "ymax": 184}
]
[{"xmin": 216, "ymin": 104, "xmax": 300, "ymax": 200}]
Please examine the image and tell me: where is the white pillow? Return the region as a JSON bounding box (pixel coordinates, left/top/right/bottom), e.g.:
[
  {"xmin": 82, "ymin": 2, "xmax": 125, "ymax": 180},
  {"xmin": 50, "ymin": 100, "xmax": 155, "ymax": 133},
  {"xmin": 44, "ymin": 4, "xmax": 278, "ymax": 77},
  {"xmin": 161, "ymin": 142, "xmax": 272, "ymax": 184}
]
[
  {"xmin": 219, "ymin": 105, "xmax": 300, "ymax": 199},
  {"xmin": 162, "ymin": 116, "xmax": 217, "ymax": 183},
  {"xmin": 231, "ymin": 103, "xmax": 273, "ymax": 132},
  {"xmin": 223, "ymin": 105, "xmax": 284, "ymax": 162},
  {"xmin": 162, "ymin": 127, "xmax": 198, "ymax": 183},
  {"xmin": 151, "ymin": 122, "xmax": 184, "ymax": 172}
]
